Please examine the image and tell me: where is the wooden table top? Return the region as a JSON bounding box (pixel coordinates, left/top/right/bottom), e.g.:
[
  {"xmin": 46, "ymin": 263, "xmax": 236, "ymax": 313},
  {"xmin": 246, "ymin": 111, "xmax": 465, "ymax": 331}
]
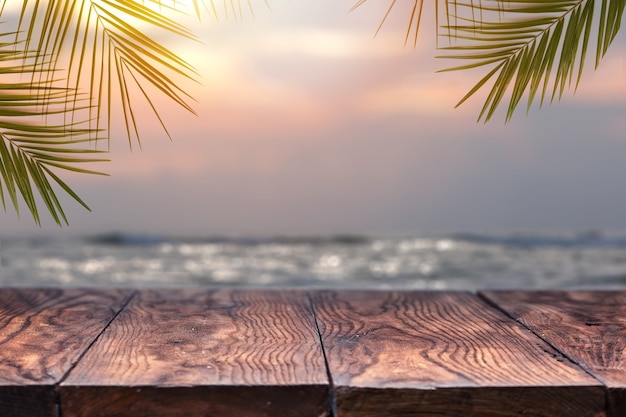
[{"xmin": 0, "ymin": 288, "xmax": 623, "ymax": 417}]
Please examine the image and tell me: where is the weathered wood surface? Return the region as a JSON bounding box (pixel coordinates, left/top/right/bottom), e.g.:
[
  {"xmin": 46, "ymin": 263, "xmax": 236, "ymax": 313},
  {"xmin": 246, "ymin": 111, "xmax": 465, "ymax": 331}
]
[
  {"xmin": 0, "ymin": 288, "xmax": 132, "ymax": 417},
  {"xmin": 2, "ymin": 288, "xmax": 622, "ymax": 416},
  {"xmin": 60, "ymin": 289, "xmax": 330, "ymax": 417},
  {"xmin": 481, "ymin": 290, "xmax": 626, "ymax": 417},
  {"xmin": 312, "ymin": 291, "xmax": 605, "ymax": 417}
]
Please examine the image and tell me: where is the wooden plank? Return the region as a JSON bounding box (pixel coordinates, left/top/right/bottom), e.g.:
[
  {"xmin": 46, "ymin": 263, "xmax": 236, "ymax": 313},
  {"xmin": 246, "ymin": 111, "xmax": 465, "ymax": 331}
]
[
  {"xmin": 312, "ymin": 291, "xmax": 605, "ymax": 417},
  {"xmin": 481, "ymin": 290, "xmax": 626, "ymax": 417},
  {"xmin": 60, "ymin": 289, "xmax": 330, "ymax": 417},
  {"xmin": 0, "ymin": 288, "xmax": 133, "ymax": 417}
]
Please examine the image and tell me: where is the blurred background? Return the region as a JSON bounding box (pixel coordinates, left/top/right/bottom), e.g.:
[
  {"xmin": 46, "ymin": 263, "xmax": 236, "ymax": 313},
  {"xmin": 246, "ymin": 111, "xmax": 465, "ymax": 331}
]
[{"xmin": 1, "ymin": 0, "xmax": 626, "ymax": 289}]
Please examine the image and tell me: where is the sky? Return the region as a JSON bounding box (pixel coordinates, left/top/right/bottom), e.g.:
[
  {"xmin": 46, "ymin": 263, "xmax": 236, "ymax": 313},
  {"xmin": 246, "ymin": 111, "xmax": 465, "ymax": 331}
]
[{"xmin": 1, "ymin": 0, "xmax": 626, "ymax": 237}]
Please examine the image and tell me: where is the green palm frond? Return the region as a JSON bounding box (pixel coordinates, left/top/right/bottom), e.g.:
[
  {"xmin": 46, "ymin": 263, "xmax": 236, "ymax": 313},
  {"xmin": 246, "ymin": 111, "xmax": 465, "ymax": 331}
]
[
  {"xmin": 14, "ymin": 0, "xmax": 199, "ymax": 146},
  {"xmin": 438, "ymin": 0, "xmax": 625, "ymax": 122},
  {"xmin": 0, "ymin": 1, "xmax": 270, "ymax": 226},
  {"xmin": 0, "ymin": 34, "xmax": 107, "ymax": 225},
  {"xmin": 354, "ymin": 0, "xmax": 623, "ymax": 122}
]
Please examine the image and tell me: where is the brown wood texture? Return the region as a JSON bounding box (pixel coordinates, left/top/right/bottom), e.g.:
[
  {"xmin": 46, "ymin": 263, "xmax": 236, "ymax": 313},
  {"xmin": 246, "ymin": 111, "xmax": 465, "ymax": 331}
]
[
  {"xmin": 312, "ymin": 291, "xmax": 605, "ymax": 417},
  {"xmin": 0, "ymin": 288, "xmax": 132, "ymax": 417},
  {"xmin": 481, "ymin": 290, "xmax": 626, "ymax": 417},
  {"xmin": 60, "ymin": 289, "xmax": 330, "ymax": 417}
]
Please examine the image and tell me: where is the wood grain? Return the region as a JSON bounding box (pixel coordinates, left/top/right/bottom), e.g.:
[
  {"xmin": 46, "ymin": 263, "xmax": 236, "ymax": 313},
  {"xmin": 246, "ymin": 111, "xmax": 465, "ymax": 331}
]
[
  {"xmin": 60, "ymin": 289, "xmax": 330, "ymax": 417},
  {"xmin": 0, "ymin": 288, "xmax": 132, "ymax": 417},
  {"xmin": 481, "ymin": 290, "xmax": 626, "ymax": 417},
  {"xmin": 312, "ymin": 290, "xmax": 605, "ymax": 417}
]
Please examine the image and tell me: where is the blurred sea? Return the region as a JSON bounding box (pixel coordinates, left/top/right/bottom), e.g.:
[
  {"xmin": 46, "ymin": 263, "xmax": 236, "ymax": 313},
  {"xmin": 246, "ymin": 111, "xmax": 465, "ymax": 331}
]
[{"xmin": 2, "ymin": 231, "xmax": 626, "ymax": 289}]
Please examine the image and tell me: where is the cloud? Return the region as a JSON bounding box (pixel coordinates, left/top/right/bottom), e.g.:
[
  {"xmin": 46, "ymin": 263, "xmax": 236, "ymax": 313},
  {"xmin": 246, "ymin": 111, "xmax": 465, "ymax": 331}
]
[{"xmin": 247, "ymin": 29, "xmax": 416, "ymax": 59}]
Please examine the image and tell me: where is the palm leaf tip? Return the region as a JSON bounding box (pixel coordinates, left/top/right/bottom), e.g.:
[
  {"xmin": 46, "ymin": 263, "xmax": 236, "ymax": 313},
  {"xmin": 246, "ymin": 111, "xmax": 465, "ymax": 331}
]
[
  {"xmin": 0, "ymin": 128, "xmax": 109, "ymax": 225},
  {"xmin": 352, "ymin": 0, "xmax": 425, "ymax": 47}
]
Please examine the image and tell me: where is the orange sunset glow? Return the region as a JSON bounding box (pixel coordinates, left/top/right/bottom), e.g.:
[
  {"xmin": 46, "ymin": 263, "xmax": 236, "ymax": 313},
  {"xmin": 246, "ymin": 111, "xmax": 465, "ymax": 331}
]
[{"xmin": 1, "ymin": 0, "xmax": 626, "ymax": 236}]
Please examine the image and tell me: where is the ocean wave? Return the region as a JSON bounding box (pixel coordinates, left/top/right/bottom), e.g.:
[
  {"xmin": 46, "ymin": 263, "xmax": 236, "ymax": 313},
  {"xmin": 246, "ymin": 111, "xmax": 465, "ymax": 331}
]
[
  {"xmin": 86, "ymin": 233, "xmax": 167, "ymax": 246},
  {"xmin": 3, "ymin": 231, "xmax": 626, "ymax": 289},
  {"xmin": 451, "ymin": 231, "xmax": 626, "ymax": 248},
  {"xmin": 84, "ymin": 232, "xmax": 371, "ymax": 247}
]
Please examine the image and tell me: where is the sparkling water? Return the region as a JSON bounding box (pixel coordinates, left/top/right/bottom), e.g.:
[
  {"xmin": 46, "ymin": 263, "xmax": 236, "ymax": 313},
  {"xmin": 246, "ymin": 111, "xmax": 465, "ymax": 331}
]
[{"xmin": 2, "ymin": 232, "xmax": 626, "ymax": 289}]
